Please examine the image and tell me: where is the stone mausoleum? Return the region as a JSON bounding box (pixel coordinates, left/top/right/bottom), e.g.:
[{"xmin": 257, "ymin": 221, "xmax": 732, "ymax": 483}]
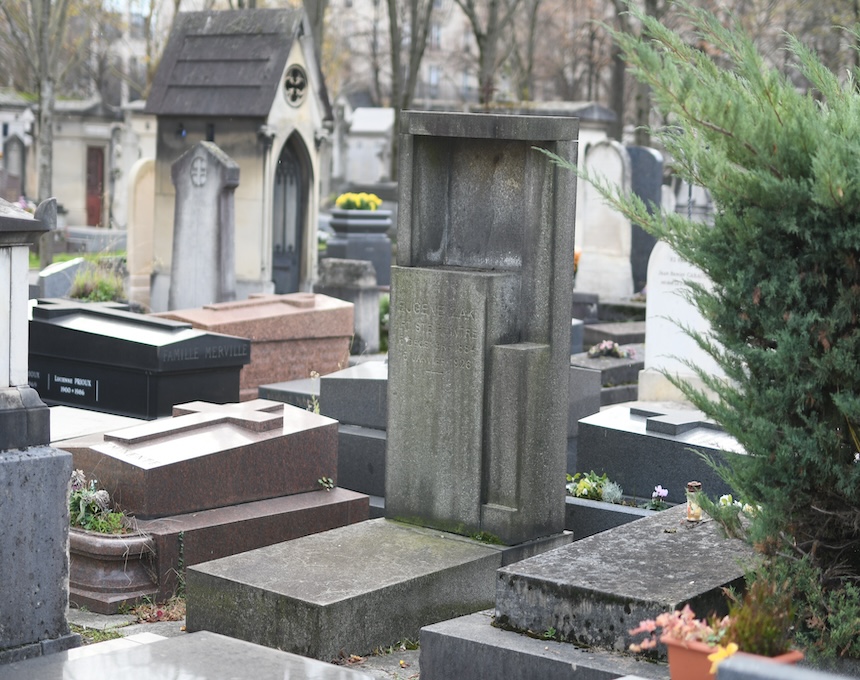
[{"xmin": 144, "ymin": 8, "xmax": 332, "ymax": 311}]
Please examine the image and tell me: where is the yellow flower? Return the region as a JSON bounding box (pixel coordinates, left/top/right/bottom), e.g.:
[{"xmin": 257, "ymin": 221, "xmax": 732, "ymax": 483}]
[{"xmin": 708, "ymin": 642, "xmax": 738, "ymax": 674}]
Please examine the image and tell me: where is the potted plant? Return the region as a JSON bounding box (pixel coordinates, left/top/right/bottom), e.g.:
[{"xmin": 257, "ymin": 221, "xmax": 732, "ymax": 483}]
[
  {"xmin": 329, "ymin": 192, "xmax": 391, "ymax": 235},
  {"xmin": 68, "ymin": 470, "xmax": 157, "ymax": 614},
  {"xmin": 629, "ymin": 579, "xmax": 803, "ymax": 680}
]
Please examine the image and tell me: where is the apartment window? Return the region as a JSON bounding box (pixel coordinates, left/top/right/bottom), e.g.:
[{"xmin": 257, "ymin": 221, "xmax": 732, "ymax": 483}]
[
  {"xmin": 429, "ymin": 65, "xmax": 440, "ymax": 98},
  {"xmin": 430, "ymin": 23, "xmax": 441, "ymax": 50}
]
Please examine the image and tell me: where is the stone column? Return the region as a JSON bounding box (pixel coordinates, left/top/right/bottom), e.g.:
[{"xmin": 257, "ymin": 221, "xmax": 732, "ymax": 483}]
[
  {"xmin": 0, "ymin": 198, "xmax": 78, "ymax": 663},
  {"xmin": 386, "ymin": 112, "xmax": 578, "ymax": 545}
]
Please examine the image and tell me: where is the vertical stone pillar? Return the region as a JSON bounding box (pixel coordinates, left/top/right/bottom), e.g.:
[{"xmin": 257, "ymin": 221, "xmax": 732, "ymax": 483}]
[
  {"xmin": 386, "ymin": 112, "xmax": 578, "ymax": 545},
  {"xmin": 1, "ymin": 198, "xmax": 77, "ymax": 663}
]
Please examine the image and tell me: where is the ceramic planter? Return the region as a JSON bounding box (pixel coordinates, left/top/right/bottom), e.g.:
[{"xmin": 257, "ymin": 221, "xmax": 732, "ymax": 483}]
[
  {"xmin": 661, "ymin": 635, "xmax": 804, "ymax": 680},
  {"xmin": 69, "ymin": 527, "xmax": 157, "ymax": 614}
]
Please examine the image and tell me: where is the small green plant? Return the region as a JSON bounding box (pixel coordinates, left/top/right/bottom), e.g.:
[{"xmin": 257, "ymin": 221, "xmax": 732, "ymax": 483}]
[
  {"xmin": 318, "ymin": 476, "xmax": 335, "ymax": 490},
  {"xmin": 69, "ymin": 267, "xmax": 125, "ymax": 302},
  {"xmin": 379, "ymin": 293, "xmax": 390, "ymax": 353},
  {"xmin": 566, "ymin": 471, "xmax": 609, "ymax": 500},
  {"xmin": 601, "ymin": 480, "xmax": 624, "ymax": 505},
  {"xmin": 70, "ymin": 623, "xmax": 124, "ymax": 645},
  {"xmin": 69, "ymin": 469, "xmax": 129, "ymax": 533},
  {"xmin": 542, "ymin": 626, "xmax": 557, "ymax": 640},
  {"xmin": 641, "ymin": 485, "xmax": 670, "ymax": 511},
  {"xmin": 308, "ymin": 371, "xmax": 321, "ymax": 414},
  {"xmin": 725, "ymin": 578, "xmax": 795, "ymax": 658}
]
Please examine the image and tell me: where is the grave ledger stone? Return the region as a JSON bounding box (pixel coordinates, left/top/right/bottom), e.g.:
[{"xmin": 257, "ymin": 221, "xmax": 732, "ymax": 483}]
[
  {"xmin": 0, "ymin": 198, "xmax": 78, "ymax": 663},
  {"xmin": 387, "ymin": 111, "xmax": 578, "ymax": 545},
  {"xmin": 29, "ymin": 299, "xmax": 250, "ymax": 419}
]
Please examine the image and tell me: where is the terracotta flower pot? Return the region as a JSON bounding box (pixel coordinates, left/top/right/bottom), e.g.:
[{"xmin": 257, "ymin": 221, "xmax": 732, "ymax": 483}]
[{"xmin": 661, "ymin": 635, "xmax": 804, "ymax": 680}]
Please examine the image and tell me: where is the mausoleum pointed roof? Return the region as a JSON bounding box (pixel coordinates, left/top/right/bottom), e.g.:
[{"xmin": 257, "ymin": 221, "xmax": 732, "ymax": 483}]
[{"xmin": 145, "ymin": 8, "xmax": 306, "ymax": 118}]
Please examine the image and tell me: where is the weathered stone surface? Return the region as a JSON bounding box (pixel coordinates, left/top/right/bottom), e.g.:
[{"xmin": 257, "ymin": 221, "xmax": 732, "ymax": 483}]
[
  {"xmin": 187, "ymin": 518, "xmax": 570, "ymax": 661},
  {"xmin": 495, "ymin": 505, "xmax": 756, "ymax": 656},
  {"xmin": 0, "ymin": 447, "xmax": 73, "ymax": 651},
  {"xmin": 387, "ymin": 267, "xmax": 521, "ymax": 535},
  {"xmin": 72, "ymin": 400, "xmax": 338, "ymax": 519},
  {"xmin": 419, "ymin": 610, "xmax": 669, "ymax": 680},
  {"xmin": 564, "ymin": 496, "xmax": 659, "ymax": 541},
  {"xmin": 0, "ymin": 631, "xmax": 375, "ymax": 679},
  {"xmin": 577, "ymin": 405, "xmax": 741, "ymax": 504},
  {"xmin": 158, "ymin": 293, "xmax": 353, "ymax": 400},
  {"xmin": 337, "ymin": 424, "xmax": 386, "ymax": 498}
]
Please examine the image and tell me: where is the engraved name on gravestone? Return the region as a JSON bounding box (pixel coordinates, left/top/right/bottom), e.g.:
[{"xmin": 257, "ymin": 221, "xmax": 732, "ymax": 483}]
[
  {"xmin": 168, "ymin": 141, "xmax": 239, "ymax": 311},
  {"xmin": 387, "ymin": 112, "xmax": 577, "ymax": 545}
]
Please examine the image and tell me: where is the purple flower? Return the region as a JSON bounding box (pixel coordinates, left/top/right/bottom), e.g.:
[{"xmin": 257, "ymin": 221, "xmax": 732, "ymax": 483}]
[{"xmin": 652, "ymin": 485, "xmax": 668, "ymax": 499}]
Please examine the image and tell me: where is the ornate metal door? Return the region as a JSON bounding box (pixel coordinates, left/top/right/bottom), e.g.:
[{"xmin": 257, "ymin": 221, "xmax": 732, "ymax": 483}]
[{"xmin": 272, "ymin": 143, "xmax": 303, "ymax": 293}]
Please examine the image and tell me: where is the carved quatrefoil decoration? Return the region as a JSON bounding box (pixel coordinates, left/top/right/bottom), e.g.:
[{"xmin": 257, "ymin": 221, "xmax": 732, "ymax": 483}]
[{"xmin": 284, "ymin": 65, "xmax": 308, "ymax": 107}]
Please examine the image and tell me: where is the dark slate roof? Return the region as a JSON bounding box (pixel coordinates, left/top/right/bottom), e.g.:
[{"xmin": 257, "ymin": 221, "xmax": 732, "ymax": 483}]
[{"xmin": 145, "ymin": 9, "xmax": 303, "ymax": 118}]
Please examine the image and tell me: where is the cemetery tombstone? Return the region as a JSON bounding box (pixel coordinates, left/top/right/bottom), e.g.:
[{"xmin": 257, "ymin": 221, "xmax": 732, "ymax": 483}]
[
  {"xmin": 574, "ymin": 140, "xmax": 634, "ymax": 298},
  {"xmin": 324, "ymin": 208, "xmax": 393, "ymax": 287},
  {"xmin": 314, "ymin": 258, "xmax": 380, "ymax": 354},
  {"xmin": 387, "ymin": 111, "xmax": 577, "ymax": 545},
  {"xmin": 29, "ymin": 299, "xmax": 250, "ymax": 418},
  {"xmin": 0, "ymin": 198, "xmax": 78, "ymax": 662},
  {"xmin": 2, "ymin": 135, "xmax": 26, "ymax": 199},
  {"xmin": 627, "ymin": 146, "xmax": 663, "ymax": 294},
  {"xmin": 638, "ymin": 241, "xmax": 725, "ymax": 402},
  {"xmin": 168, "ymin": 141, "xmax": 239, "ymax": 311}
]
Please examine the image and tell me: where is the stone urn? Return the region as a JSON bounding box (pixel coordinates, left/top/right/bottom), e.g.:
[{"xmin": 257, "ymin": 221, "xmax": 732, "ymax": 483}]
[{"xmin": 69, "ymin": 528, "xmax": 157, "ymax": 614}]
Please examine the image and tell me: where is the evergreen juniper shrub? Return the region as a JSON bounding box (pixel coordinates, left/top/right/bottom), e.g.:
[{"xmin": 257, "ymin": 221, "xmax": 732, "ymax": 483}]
[{"xmin": 543, "ymin": 0, "xmax": 860, "ymax": 658}]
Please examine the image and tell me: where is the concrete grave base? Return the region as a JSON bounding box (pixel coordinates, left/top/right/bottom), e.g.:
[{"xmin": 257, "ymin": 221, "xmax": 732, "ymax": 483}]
[
  {"xmin": 0, "ymin": 446, "xmax": 74, "ymax": 659},
  {"xmin": 419, "ymin": 610, "xmax": 668, "ymax": 680},
  {"xmin": 495, "ymin": 505, "xmax": 756, "ymax": 657},
  {"xmin": 186, "ymin": 518, "xmax": 571, "ymax": 661}
]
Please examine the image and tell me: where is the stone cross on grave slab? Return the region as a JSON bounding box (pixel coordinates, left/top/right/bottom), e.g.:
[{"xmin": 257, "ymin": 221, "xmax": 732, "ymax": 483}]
[
  {"xmin": 87, "ymin": 398, "xmax": 339, "ymax": 518},
  {"xmin": 386, "ymin": 112, "xmax": 578, "ymax": 545},
  {"xmin": 168, "ymin": 141, "xmax": 239, "ymax": 311}
]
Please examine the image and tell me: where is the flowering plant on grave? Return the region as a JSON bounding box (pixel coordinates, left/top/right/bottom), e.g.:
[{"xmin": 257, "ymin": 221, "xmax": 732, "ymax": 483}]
[
  {"xmin": 641, "ymin": 484, "xmax": 669, "ymax": 511},
  {"xmin": 69, "ymin": 469, "xmax": 130, "ymax": 534},
  {"xmin": 586, "ymin": 340, "xmax": 634, "ymax": 359},
  {"xmin": 335, "ymin": 192, "xmax": 382, "ymax": 210}
]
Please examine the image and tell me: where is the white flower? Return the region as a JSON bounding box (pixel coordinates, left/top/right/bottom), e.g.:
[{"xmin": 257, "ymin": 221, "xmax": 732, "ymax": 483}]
[{"xmin": 719, "ymin": 494, "xmax": 733, "ymax": 507}]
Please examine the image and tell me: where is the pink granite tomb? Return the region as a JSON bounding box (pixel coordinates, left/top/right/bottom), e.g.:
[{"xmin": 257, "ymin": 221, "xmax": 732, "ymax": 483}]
[
  {"xmin": 156, "ymin": 293, "xmax": 353, "ymax": 400},
  {"xmin": 66, "ymin": 398, "xmax": 368, "ymax": 612}
]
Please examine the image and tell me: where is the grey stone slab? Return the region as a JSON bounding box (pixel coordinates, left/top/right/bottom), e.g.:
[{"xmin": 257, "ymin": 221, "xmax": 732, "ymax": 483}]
[
  {"xmin": 495, "ymin": 506, "xmax": 756, "ymax": 657},
  {"xmin": 50, "ymin": 405, "xmax": 147, "ymax": 446},
  {"xmin": 386, "ymin": 267, "xmax": 522, "ymax": 536},
  {"xmin": 37, "ymin": 257, "xmax": 86, "ymax": 298},
  {"xmin": 569, "ymin": 366, "xmax": 601, "ymax": 438},
  {"xmin": 570, "ymin": 318, "xmax": 584, "ymax": 355},
  {"xmin": 601, "ymin": 384, "xmax": 639, "ymax": 406},
  {"xmin": 419, "ymin": 610, "xmax": 669, "ymax": 680},
  {"xmin": 572, "ymin": 292, "xmax": 599, "ymax": 323},
  {"xmin": 564, "ymin": 496, "xmax": 658, "ymax": 541},
  {"xmin": 0, "ymin": 386, "xmax": 50, "ymax": 450},
  {"xmin": 320, "ymin": 361, "xmax": 388, "ymax": 429},
  {"xmin": 0, "ymin": 446, "xmax": 73, "ymax": 652},
  {"xmin": 0, "ymin": 631, "xmax": 373, "ymax": 679},
  {"xmin": 186, "ymin": 519, "xmax": 502, "ymax": 661},
  {"xmin": 597, "ymin": 298, "xmax": 648, "ymax": 322},
  {"xmin": 582, "ymin": 321, "xmax": 646, "ymax": 346},
  {"xmin": 258, "ymin": 377, "xmax": 319, "ymax": 410},
  {"xmin": 337, "ymin": 423, "xmax": 386, "ymax": 497},
  {"xmin": 186, "ymin": 519, "xmax": 571, "ymax": 662},
  {"xmin": 571, "ymin": 345, "xmax": 645, "ymax": 387},
  {"xmin": 577, "ymin": 406, "xmax": 742, "ymax": 504}
]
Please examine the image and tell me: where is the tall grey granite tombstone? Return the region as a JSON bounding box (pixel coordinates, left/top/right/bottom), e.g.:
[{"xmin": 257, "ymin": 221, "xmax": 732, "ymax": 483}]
[
  {"xmin": 386, "ymin": 111, "xmax": 578, "ymax": 545},
  {"xmin": 0, "ymin": 198, "xmax": 78, "ymax": 663},
  {"xmin": 168, "ymin": 141, "xmax": 239, "ymax": 311}
]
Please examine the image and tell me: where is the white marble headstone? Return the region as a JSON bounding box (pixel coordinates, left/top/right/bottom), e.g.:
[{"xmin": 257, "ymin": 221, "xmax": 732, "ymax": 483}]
[
  {"xmin": 639, "ymin": 240, "xmax": 725, "ymax": 402},
  {"xmin": 574, "ymin": 140, "xmax": 634, "ymax": 299}
]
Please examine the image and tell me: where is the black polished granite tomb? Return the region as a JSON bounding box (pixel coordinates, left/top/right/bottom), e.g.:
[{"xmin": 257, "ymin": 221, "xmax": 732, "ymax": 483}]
[{"xmin": 29, "ymin": 299, "xmax": 250, "ymax": 419}]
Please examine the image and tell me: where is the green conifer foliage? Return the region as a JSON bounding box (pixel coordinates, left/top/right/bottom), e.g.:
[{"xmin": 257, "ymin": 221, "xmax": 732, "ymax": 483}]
[{"xmin": 548, "ymin": 2, "xmax": 860, "ymax": 584}]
